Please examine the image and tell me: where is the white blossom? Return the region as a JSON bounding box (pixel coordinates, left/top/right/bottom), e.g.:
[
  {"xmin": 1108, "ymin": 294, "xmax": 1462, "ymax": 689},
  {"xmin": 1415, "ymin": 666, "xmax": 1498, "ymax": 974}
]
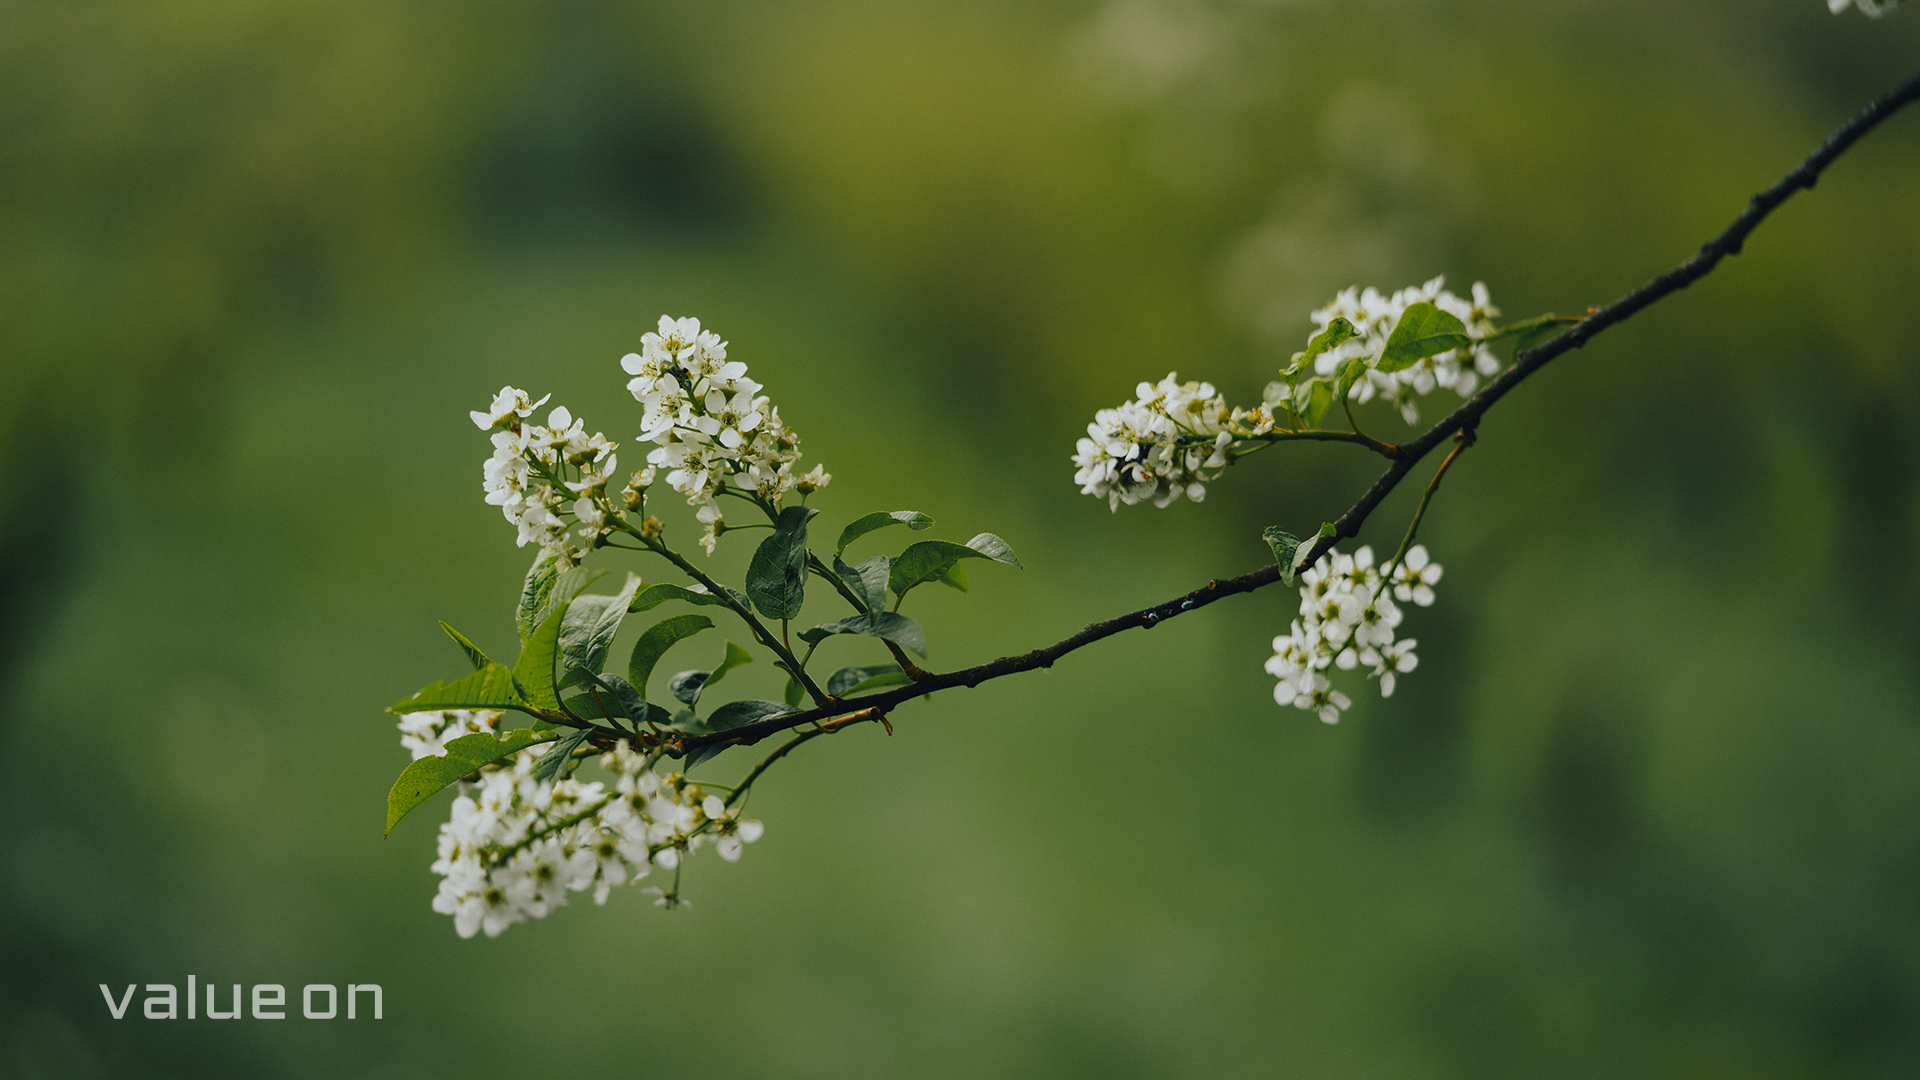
[
  {"xmin": 1071, "ymin": 373, "xmax": 1275, "ymax": 510},
  {"xmin": 1306, "ymin": 277, "xmax": 1500, "ymax": 425},
  {"xmin": 620, "ymin": 316, "xmax": 828, "ymax": 548},
  {"xmin": 1392, "ymin": 544, "xmax": 1443, "ymax": 607},
  {"xmin": 424, "ymin": 739, "xmax": 762, "ymax": 938},
  {"xmin": 474, "ymin": 392, "xmax": 622, "ymax": 565},
  {"xmin": 1266, "ymin": 544, "xmax": 1441, "ymax": 721},
  {"xmin": 1829, "ymin": 0, "xmax": 1897, "ymax": 15}
]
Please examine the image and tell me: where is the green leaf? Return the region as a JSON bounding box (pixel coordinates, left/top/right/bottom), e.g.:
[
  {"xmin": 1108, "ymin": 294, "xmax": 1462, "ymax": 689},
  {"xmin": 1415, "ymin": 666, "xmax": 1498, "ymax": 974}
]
[
  {"xmin": 798, "ymin": 612, "xmax": 928, "ymax": 657},
  {"xmin": 685, "ymin": 698, "xmax": 802, "ymax": 771},
  {"xmin": 668, "ymin": 669, "xmax": 709, "ymax": 706},
  {"xmin": 745, "ymin": 506, "xmax": 819, "ymax": 620},
  {"xmin": 511, "ymin": 602, "xmax": 571, "ymax": 713},
  {"xmin": 937, "ymin": 560, "xmax": 968, "ymax": 593},
  {"xmin": 516, "ymin": 554, "xmax": 606, "ymax": 643},
  {"xmin": 783, "ymin": 675, "xmax": 804, "ymax": 707},
  {"xmin": 516, "ymin": 553, "xmax": 561, "ymax": 643},
  {"xmin": 439, "ymin": 622, "xmax": 493, "ymax": 671},
  {"xmin": 827, "ymin": 663, "xmax": 901, "ymax": 696},
  {"xmin": 845, "ymin": 671, "xmax": 914, "ymax": 695},
  {"xmin": 1262, "ymin": 380, "xmax": 1292, "ymax": 410},
  {"xmin": 1332, "ymin": 354, "xmax": 1369, "ymax": 404},
  {"xmin": 583, "ymin": 672, "xmax": 647, "ymax": 722},
  {"xmin": 626, "ymin": 613, "xmax": 715, "ymax": 696},
  {"xmin": 666, "ymin": 708, "xmax": 708, "ymax": 734},
  {"xmin": 385, "ymin": 728, "xmax": 553, "ymax": 836},
  {"xmin": 833, "ymin": 554, "xmax": 890, "ymax": 614},
  {"xmin": 708, "ymin": 699, "xmax": 799, "ymax": 731},
  {"xmin": 887, "ymin": 534, "xmax": 1022, "ymax": 602},
  {"xmin": 1511, "ymin": 316, "xmax": 1565, "ymax": 356},
  {"xmin": 1379, "ymin": 302, "xmax": 1471, "ymax": 373},
  {"xmin": 561, "ymin": 692, "xmax": 610, "ymax": 720},
  {"xmin": 628, "ymin": 582, "xmax": 740, "ymax": 614},
  {"xmin": 836, "ymin": 510, "xmax": 935, "ymax": 554},
  {"xmin": 558, "ymin": 573, "xmax": 643, "ymax": 690},
  {"xmin": 1283, "ymin": 317, "xmax": 1357, "ymax": 378},
  {"xmin": 1297, "ymin": 381, "xmax": 1334, "ymax": 429},
  {"xmin": 1292, "ymin": 522, "xmax": 1338, "ymax": 573},
  {"xmin": 530, "ymin": 728, "xmax": 591, "ymax": 783},
  {"xmin": 1263, "ymin": 527, "xmax": 1304, "ymax": 585},
  {"xmin": 705, "ymin": 641, "xmax": 753, "ymax": 694},
  {"xmin": 388, "ymin": 663, "xmax": 535, "ymax": 716}
]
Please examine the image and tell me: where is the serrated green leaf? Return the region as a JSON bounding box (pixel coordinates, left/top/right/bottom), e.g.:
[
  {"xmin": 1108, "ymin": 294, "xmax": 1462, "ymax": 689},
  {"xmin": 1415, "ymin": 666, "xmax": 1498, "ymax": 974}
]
[
  {"xmin": 1283, "ymin": 316, "xmax": 1357, "ymax": 377},
  {"xmin": 745, "ymin": 506, "xmax": 818, "ymax": 620},
  {"xmin": 833, "ymin": 554, "xmax": 890, "ymax": 614},
  {"xmin": 516, "ymin": 555, "xmax": 606, "ymax": 643},
  {"xmin": 388, "ymin": 663, "xmax": 536, "ymax": 716},
  {"xmin": 827, "ymin": 663, "xmax": 902, "ymax": 696},
  {"xmin": 385, "ymin": 728, "xmax": 553, "ymax": 836},
  {"xmin": 798, "ymin": 612, "xmax": 928, "ymax": 657},
  {"xmin": 627, "ymin": 613, "xmax": 715, "ymax": 696},
  {"xmin": 511, "ymin": 602, "xmax": 571, "ymax": 713},
  {"xmin": 1263, "ymin": 527, "xmax": 1303, "ymax": 585},
  {"xmin": 888, "ymin": 535, "xmax": 1021, "ymax": 602},
  {"xmin": 439, "ymin": 622, "xmax": 493, "ymax": 671},
  {"xmin": 530, "ymin": 728, "xmax": 591, "ymax": 783},
  {"xmin": 1379, "ymin": 302, "xmax": 1471, "ymax": 373},
  {"xmin": 558, "ymin": 573, "xmax": 643, "ymax": 690},
  {"xmin": 836, "ymin": 510, "xmax": 935, "ymax": 553},
  {"xmin": 964, "ymin": 532, "xmax": 1021, "ymax": 566},
  {"xmin": 516, "ymin": 553, "xmax": 561, "ymax": 643}
]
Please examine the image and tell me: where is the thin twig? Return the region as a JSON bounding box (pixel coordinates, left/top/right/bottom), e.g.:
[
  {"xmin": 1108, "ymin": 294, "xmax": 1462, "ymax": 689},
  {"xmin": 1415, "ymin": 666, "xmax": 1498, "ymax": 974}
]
[
  {"xmin": 720, "ymin": 708, "xmax": 885, "ymax": 808},
  {"xmin": 1377, "ymin": 431, "xmax": 1471, "ymax": 586}
]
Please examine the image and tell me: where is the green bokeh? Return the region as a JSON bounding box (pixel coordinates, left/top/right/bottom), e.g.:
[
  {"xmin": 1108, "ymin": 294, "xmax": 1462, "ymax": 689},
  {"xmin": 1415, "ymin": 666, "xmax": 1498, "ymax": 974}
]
[{"xmin": 4, "ymin": 1, "xmax": 1919, "ymax": 1076}]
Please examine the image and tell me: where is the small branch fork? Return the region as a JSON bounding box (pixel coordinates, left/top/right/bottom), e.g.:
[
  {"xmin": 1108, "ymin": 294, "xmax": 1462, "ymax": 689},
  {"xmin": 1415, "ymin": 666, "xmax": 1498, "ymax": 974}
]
[{"xmin": 664, "ymin": 70, "xmax": 1920, "ymax": 762}]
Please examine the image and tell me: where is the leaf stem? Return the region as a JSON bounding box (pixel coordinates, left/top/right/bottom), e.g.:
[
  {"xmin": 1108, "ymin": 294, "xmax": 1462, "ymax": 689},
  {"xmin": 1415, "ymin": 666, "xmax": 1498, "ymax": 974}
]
[{"xmin": 611, "ymin": 517, "xmax": 833, "ymax": 709}]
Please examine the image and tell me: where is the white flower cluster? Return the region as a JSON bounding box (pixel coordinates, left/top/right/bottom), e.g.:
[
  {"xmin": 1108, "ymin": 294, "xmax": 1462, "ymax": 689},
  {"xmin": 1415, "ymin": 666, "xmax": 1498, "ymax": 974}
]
[
  {"xmin": 621, "ymin": 316, "xmax": 829, "ymax": 553},
  {"xmin": 1071, "ymin": 373, "xmax": 1280, "ymax": 510},
  {"xmin": 424, "ymin": 739, "xmax": 762, "ymax": 938},
  {"xmin": 397, "ymin": 709, "xmax": 500, "ymax": 760},
  {"xmin": 1307, "ymin": 277, "xmax": 1500, "ymax": 424},
  {"xmin": 1829, "ymin": 0, "xmax": 1896, "ymax": 16},
  {"xmin": 1264, "ymin": 544, "xmax": 1442, "ymax": 723},
  {"xmin": 472, "ymin": 388, "xmax": 621, "ymax": 564}
]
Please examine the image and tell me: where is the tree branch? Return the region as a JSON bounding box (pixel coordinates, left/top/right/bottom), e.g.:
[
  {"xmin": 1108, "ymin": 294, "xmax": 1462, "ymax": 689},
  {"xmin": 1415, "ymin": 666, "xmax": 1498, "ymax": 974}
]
[{"xmin": 672, "ymin": 69, "xmax": 1920, "ymax": 759}]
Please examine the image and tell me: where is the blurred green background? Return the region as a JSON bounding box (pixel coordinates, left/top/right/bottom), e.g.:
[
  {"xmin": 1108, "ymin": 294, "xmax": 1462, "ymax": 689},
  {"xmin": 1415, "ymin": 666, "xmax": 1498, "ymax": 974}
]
[{"xmin": 4, "ymin": 1, "xmax": 1919, "ymax": 1076}]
